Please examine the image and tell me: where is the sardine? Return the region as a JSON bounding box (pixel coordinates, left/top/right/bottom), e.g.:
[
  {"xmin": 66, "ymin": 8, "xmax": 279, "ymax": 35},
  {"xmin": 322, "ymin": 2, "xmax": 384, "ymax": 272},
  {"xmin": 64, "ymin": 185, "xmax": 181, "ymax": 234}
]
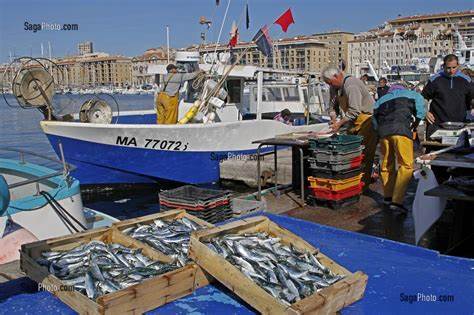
[
  {"xmin": 204, "ymin": 231, "xmax": 344, "ymax": 305},
  {"xmin": 85, "ymin": 272, "xmax": 96, "ymax": 299}
]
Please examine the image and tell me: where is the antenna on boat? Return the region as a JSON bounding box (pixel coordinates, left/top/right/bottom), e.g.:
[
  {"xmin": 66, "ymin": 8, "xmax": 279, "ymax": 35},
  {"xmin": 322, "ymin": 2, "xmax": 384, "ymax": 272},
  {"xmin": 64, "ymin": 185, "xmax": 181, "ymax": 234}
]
[{"xmin": 58, "ymin": 142, "xmax": 69, "ymax": 178}]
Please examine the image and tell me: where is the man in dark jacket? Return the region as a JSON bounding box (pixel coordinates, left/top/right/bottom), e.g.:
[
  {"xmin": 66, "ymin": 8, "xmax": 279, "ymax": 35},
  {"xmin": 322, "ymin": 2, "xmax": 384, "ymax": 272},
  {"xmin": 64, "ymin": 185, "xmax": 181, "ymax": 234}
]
[
  {"xmin": 373, "ymin": 83, "xmax": 425, "ymax": 213},
  {"xmin": 421, "ymin": 54, "xmax": 473, "ymax": 138},
  {"xmin": 377, "ymin": 77, "xmax": 389, "ymax": 100}
]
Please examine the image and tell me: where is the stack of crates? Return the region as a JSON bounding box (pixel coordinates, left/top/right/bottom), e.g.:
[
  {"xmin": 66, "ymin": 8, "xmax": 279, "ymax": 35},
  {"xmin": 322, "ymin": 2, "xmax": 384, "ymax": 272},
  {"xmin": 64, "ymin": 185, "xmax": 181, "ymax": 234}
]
[
  {"xmin": 307, "ymin": 135, "xmax": 364, "ymax": 209},
  {"xmin": 159, "ymin": 185, "xmax": 233, "ymax": 224}
]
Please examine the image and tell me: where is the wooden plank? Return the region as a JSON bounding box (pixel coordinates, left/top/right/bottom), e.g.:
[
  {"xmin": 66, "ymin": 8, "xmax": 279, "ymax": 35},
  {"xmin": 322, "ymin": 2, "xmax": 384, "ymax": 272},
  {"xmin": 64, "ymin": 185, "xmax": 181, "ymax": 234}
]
[
  {"xmin": 22, "ymin": 226, "xmax": 110, "ymax": 259},
  {"xmin": 99, "ymin": 264, "xmax": 196, "ymax": 306},
  {"xmin": 113, "ymin": 209, "xmax": 214, "ymax": 232},
  {"xmin": 193, "ymin": 216, "xmax": 269, "ymax": 242},
  {"xmin": 189, "ymin": 216, "xmax": 368, "ymax": 315},
  {"xmin": 193, "ymin": 263, "xmax": 213, "ymax": 289},
  {"xmin": 112, "ymin": 209, "xmax": 184, "ymax": 229},
  {"xmin": 342, "ymin": 272, "xmax": 368, "ymax": 308},
  {"xmin": 100, "ymin": 265, "xmax": 197, "ymax": 314}
]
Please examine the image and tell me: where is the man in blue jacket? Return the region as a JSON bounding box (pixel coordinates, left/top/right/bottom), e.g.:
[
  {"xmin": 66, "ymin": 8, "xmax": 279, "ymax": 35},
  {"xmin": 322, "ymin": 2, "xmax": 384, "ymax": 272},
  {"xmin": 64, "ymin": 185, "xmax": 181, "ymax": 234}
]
[
  {"xmin": 422, "ymin": 54, "xmax": 473, "ymax": 138},
  {"xmin": 373, "ymin": 83, "xmax": 426, "ymax": 214}
]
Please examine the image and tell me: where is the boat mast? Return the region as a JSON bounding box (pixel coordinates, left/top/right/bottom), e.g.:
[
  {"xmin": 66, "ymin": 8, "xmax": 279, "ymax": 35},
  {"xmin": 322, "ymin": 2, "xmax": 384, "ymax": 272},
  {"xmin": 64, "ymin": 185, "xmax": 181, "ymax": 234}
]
[{"xmin": 166, "ymin": 25, "xmax": 170, "ymax": 64}]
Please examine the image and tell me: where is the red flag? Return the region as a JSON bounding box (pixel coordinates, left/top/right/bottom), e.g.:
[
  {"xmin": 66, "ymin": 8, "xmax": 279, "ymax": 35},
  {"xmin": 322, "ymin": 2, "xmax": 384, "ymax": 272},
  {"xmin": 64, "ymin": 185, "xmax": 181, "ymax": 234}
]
[
  {"xmin": 228, "ymin": 21, "xmax": 238, "ymax": 47},
  {"xmin": 274, "ymin": 8, "xmax": 294, "ymax": 32},
  {"xmin": 228, "ymin": 33, "xmax": 238, "ymax": 47}
]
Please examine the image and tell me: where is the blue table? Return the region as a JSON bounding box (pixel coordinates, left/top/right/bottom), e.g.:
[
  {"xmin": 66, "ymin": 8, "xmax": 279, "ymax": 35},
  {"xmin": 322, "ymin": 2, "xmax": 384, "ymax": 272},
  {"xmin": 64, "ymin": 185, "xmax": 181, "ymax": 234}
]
[{"xmin": 1, "ymin": 214, "xmax": 473, "ymax": 315}]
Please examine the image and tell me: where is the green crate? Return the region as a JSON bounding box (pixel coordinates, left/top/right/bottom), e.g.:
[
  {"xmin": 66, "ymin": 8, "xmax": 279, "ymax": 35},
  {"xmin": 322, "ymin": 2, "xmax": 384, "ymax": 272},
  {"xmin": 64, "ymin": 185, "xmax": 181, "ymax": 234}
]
[{"xmin": 309, "ymin": 135, "xmax": 363, "ymax": 152}]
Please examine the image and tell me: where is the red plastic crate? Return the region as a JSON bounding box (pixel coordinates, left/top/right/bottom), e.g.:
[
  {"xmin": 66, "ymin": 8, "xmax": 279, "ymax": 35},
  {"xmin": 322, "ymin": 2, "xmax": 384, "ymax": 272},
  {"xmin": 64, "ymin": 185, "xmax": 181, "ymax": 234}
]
[{"xmin": 309, "ymin": 182, "xmax": 364, "ymax": 201}]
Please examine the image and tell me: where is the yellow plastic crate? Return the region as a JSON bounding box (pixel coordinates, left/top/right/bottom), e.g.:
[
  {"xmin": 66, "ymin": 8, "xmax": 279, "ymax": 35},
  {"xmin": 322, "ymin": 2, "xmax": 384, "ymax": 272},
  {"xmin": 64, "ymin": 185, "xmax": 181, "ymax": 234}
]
[{"xmin": 308, "ymin": 173, "xmax": 363, "ymax": 191}]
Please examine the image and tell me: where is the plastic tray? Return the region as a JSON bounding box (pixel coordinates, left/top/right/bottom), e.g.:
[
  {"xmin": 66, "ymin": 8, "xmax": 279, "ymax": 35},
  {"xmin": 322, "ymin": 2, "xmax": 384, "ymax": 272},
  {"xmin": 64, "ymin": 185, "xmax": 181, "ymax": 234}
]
[
  {"xmin": 160, "ymin": 185, "xmax": 230, "ymax": 203},
  {"xmin": 310, "ymin": 146, "xmax": 364, "ymax": 163},
  {"xmin": 308, "ymin": 174, "xmax": 362, "ymax": 191},
  {"xmin": 309, "ymin": 135, "xmax": 363, "ymax": 152},
  {"xmin": 159, "ymin": 199, "xmax": 229, "ymax": 211},
  {"xmin": 310, "ymin": 166, "xmax": 363, "ymax": 180},
  {"xmin": 309, "ymin": 155, "xmax": 364, "ymax": 172},
  {"xmin": 307, "ymin": 194, "xmax": 361, "ymax": 209},
  {"xmin": 309, "ymin": 182, "xmax": 364, "ymax": 201}
]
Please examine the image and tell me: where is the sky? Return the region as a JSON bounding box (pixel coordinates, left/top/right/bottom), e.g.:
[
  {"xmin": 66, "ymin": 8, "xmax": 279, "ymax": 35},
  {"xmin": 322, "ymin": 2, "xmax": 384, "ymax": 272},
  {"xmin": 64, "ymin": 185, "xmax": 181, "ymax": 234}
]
[{"xmin": 0, "ymin": 0, "xmax": 472, "ymax": 63}]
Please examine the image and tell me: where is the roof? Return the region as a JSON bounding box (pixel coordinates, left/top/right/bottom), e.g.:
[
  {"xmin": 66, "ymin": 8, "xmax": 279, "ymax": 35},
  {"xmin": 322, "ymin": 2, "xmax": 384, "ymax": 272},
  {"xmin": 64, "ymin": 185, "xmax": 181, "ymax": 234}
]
[
  {"xmin": 388, "ymin": 10, "xmax": 474, "ymax": 24},
  {"xmin": 197, "ymin": 35, "xmax": 326, "ymax": 52},
  {"xmin": 311, "ymin": 31, "xmax": 355, "ymax": 36}
]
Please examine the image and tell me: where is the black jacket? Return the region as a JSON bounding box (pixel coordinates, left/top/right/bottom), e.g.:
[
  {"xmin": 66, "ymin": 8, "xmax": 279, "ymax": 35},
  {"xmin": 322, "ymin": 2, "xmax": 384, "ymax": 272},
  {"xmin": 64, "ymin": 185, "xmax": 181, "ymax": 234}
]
[
  {"xmin": 377, "ymin": 86, "xmax": 389, "ymax": 99},
  {"xmin": 422, "ymin": 70, "xmax": 473, "ymax": 135}
]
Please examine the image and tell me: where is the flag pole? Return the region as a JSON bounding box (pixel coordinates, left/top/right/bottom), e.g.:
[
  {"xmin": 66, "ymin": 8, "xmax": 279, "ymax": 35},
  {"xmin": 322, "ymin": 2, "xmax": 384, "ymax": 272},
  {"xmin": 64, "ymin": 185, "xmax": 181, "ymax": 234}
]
[
  {"xmin": 201, "ymin": 23, "xmax": 277, "ymax": 108},
  {"xmin": 201, "ymin": 9, "xmax": 289, "ymax": 109},
  {"xmin": 166, "ymin": 25, "xmax": 170, "ymax": 64}
]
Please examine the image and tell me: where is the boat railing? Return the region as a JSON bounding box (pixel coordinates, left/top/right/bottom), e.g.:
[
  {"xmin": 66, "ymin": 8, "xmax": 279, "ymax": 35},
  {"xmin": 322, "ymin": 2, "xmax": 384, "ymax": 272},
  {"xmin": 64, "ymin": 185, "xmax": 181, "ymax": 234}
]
[{"xmin": 0, "ymin": 143, "xmax": 76, "ymax": 190}]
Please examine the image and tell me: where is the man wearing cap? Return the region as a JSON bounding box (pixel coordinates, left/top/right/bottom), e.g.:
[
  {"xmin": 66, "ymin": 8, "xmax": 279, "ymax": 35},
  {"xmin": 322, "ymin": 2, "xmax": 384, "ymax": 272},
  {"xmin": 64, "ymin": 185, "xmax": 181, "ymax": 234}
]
[
  {"xmin": 156, "ymin": 64, "xmax": 201, "ymax": 124},
  {"xmin": 373, "ymin": 83, "xmax": 425, "ymax": 213},
  {"xmin": 322, "ymin": 65, "xmax": 378, "ymax": 190}
]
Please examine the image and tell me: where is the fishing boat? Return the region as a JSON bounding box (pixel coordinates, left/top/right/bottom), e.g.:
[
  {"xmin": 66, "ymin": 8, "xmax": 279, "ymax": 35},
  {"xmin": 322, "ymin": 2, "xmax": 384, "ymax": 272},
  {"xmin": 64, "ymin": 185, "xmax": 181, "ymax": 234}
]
[
  {"xmin": 5, "ymin": 55, "xmax": 330, "ymax": 185},
  {"xmin": 0, "ymin": 148, "xmax": 117, "ymax": 264}
]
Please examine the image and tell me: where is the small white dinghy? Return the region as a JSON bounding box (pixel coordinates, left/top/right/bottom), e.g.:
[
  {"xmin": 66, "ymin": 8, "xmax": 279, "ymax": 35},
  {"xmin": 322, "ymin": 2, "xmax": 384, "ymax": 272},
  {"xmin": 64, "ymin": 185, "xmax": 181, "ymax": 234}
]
[{"xmin": 0, "ymin": 148, "xmax": 117, "ymax": 264}]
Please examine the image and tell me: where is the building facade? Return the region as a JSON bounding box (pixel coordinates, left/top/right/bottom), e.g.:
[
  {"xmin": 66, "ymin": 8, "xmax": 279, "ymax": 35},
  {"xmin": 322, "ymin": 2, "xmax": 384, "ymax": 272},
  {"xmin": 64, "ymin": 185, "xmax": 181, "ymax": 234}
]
[
  {"xmin": 131, "ymin": 47, "xmax": 169, "ymax": 87},
  {"xmin": 347, "ymin": 10, "xmax": 472, "ymax": 76},
  {"xmin": 78, "ymin": 41, "xmax": 94, "ymax": 55},
  {"xmin": 197, "ymin": 35, "xmax": 329, "ymax": 73},
  {"xmin": 388, "ymin": 10, "xmax": 473, "ymax": 48},
  {"xmin": 53, "ymin": 52, "xmax": 132, "ymax": 87},
  {"xmin": 311, "ymin": 31, "xmax": 354, "ymax": 67}
]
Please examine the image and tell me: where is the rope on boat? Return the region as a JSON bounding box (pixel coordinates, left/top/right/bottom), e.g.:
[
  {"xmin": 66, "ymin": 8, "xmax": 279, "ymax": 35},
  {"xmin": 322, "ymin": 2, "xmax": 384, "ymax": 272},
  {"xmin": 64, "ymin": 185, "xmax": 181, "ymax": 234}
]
[{"xmin": 40, "ymin": 191, "xmax": 87, "ymax": 232}]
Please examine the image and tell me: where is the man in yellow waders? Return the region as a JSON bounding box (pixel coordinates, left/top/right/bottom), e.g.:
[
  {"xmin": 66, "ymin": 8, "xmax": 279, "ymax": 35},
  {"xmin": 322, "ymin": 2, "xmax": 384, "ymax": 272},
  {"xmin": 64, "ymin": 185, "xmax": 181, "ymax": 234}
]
[
  {"xmin": 322, "ymin": 66, "xmax": 377, "ymax": 191},
  {"xmin": 373, "ymin": 83, "xmax": 425, "ymax": 213},
  {"xmin": 156, "ymin": 64, "xmax": 201, "ymax": 124}
]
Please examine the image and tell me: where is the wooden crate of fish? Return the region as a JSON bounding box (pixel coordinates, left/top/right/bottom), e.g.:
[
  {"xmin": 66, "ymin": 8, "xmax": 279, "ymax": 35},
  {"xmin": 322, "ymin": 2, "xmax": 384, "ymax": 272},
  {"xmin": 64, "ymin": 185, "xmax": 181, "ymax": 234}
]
[
  {"xmin": 20, "ymin": 226, "xmax": 210, "ymax": 315},
  {"xmin": 189, "ymin": 216, "xmax": 368, "ymax": 315},
  {"xmin": 112, "ymin": 209, "xmax": 214, "ymax": 267}
]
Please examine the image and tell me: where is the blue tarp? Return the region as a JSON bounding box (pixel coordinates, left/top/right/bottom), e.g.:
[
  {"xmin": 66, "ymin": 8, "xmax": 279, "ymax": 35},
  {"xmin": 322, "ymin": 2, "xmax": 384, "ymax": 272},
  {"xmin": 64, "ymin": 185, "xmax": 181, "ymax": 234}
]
[{"xmin": 0, "ymin": 213, "xmax": 472, "ymax": 314}]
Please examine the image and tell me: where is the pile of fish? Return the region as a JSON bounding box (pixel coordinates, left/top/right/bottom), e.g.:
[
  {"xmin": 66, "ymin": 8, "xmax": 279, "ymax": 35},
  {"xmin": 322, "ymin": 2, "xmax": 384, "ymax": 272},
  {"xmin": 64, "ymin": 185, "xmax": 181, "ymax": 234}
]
[
  {"xmin": 37, "ymin": 240, "xmax": 176, "ymax": 299},
  {"xmin": 122, "ymin": 217, "xmax": 203, "ymax": 267},
  {"xmin": 204, "ymin": 232, "xmax": 344, "ymax": 305}
]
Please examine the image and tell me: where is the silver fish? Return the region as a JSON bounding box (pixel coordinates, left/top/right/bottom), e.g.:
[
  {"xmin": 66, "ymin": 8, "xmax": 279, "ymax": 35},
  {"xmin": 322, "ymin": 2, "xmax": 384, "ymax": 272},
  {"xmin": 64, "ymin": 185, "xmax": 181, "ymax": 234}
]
[
  {"xmin": 205, "ymin": 232, "xmax": 344, "ymax": 305},
  {"xmin": 38, "ymin": 237, "xmax": 182, "ymax": 300},
  {"xmin": 85, "ymin": 272, "xmax": 96, "ymax": 299}
]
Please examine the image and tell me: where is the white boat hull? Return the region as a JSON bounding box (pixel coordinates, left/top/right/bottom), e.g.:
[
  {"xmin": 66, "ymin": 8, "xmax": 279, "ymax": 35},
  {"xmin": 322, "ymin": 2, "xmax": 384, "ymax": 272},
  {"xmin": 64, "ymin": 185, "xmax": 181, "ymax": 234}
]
[{"xmin": 41, "ymin": 118, "xmax": 328, "ymax": 184}]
